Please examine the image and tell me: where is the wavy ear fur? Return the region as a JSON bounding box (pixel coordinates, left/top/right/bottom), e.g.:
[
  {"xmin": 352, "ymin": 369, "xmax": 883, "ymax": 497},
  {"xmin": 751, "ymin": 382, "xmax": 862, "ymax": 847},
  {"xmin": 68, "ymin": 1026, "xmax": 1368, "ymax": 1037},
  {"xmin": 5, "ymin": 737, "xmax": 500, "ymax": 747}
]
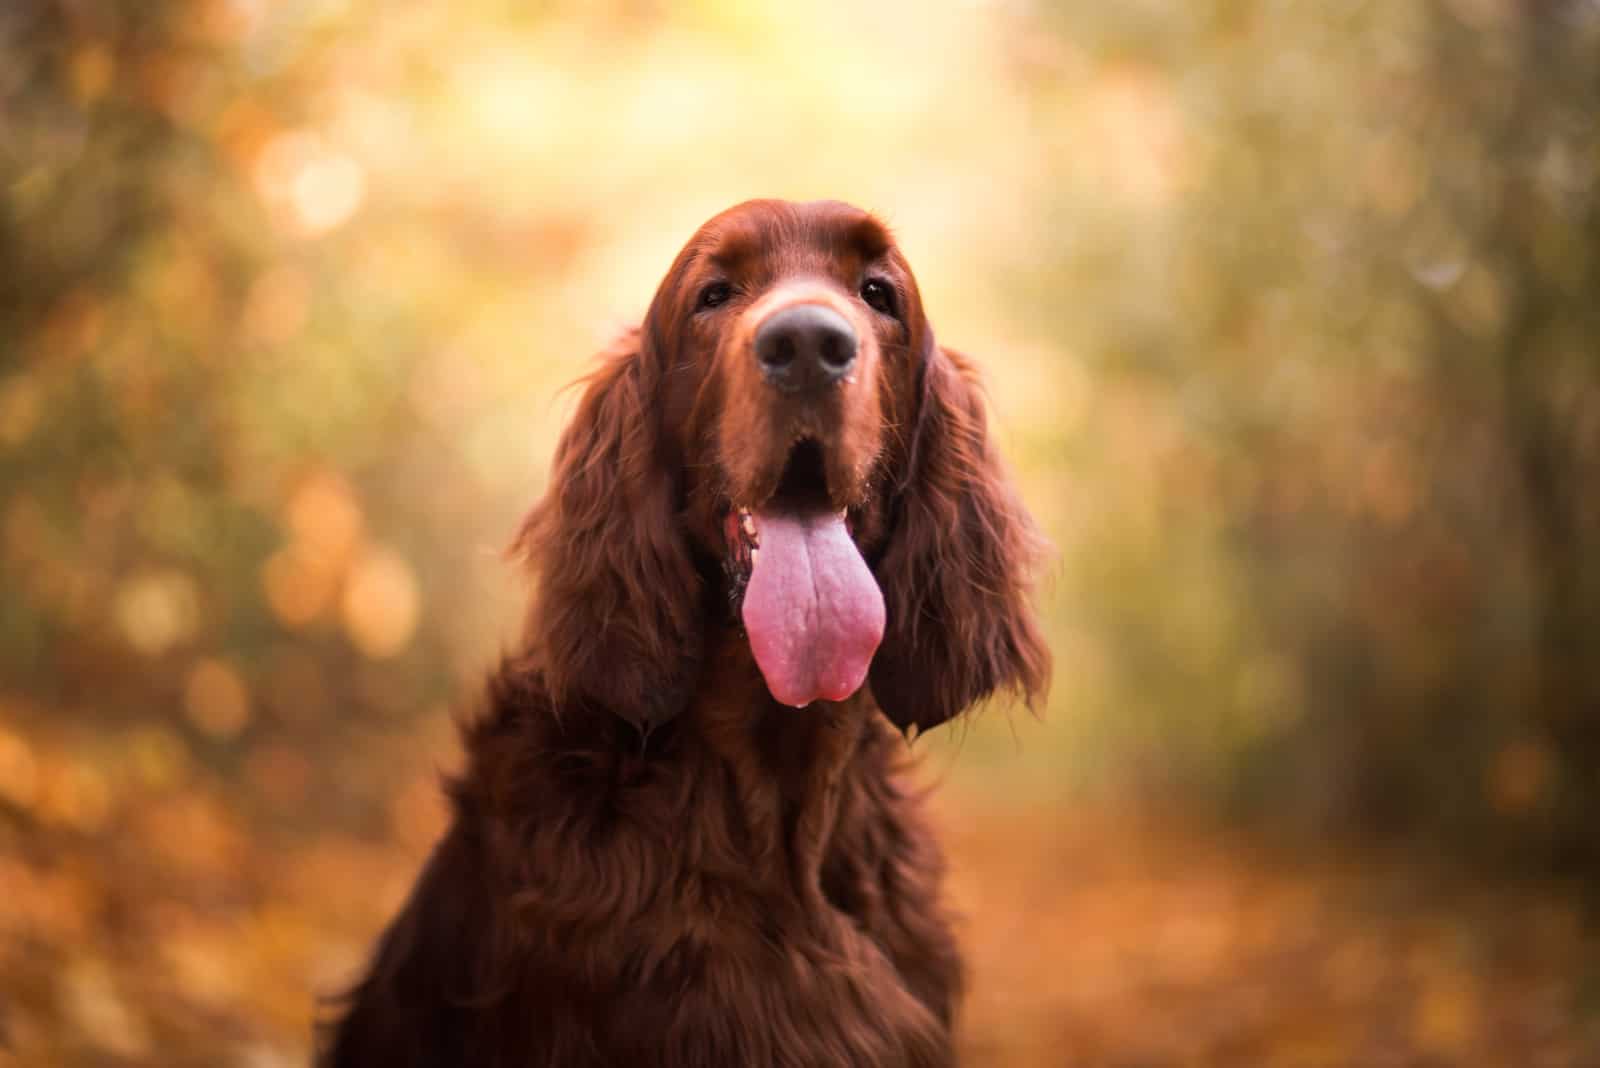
[
  {"xmin": 870, "ymin": 343, "xmax": 1051, "ymax": 734},
  {"xmin": 513, "ymin": 328, "xmax": 703, "ymax": 731}
]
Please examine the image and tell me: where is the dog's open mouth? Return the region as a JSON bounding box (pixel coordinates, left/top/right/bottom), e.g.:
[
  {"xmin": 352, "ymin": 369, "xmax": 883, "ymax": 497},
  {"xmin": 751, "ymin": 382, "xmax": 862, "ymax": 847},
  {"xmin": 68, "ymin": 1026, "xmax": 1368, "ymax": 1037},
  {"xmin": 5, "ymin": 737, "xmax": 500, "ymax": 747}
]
[{"xmin": 724, "ymin": 440, "xmax": 885, "ymax": 708}]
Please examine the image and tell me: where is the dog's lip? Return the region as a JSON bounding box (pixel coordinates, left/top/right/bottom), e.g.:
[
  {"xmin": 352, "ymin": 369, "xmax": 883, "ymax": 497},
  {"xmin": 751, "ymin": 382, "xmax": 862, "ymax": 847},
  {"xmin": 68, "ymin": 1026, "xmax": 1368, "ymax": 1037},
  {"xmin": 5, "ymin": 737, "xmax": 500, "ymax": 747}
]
[
  {"xmin": 719, "ymin": 502, "xmax": 857, "ymax": 593},
  {"xmin": 739, "ymin": 433, "xmax": 868, "ymax": 515},
  {"xmin": 732, "ymin": 505, "xmax": 851, "ymax": 544},
  {"xmin": 722, "ymin": 434, "xmax": 870, "ymax": 565}
]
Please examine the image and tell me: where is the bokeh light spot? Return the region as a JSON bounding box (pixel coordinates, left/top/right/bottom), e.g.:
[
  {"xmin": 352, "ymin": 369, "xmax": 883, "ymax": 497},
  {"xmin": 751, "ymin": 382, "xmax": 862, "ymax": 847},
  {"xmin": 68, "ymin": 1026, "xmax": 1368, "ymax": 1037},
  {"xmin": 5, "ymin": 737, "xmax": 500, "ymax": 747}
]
[
  {"xmin": 341, "ymin": 546, "xmax": 421, "ymax": 659},
  {"xmin": 184, "ymin": 658, "xmax": 253, "ymax": 740},
  {"xmin": 114, "ymin": 571, "xmax": 200, "ymax": 656}
]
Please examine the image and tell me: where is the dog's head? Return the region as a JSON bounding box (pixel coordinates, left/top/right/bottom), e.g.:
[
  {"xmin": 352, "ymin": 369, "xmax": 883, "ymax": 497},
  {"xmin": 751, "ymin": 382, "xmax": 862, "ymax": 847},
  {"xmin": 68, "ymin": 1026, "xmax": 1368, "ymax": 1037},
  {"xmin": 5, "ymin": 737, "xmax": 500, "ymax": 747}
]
[{"xmin": 516, "ymin": 199, "xmax": 1049, "ymax": 734}]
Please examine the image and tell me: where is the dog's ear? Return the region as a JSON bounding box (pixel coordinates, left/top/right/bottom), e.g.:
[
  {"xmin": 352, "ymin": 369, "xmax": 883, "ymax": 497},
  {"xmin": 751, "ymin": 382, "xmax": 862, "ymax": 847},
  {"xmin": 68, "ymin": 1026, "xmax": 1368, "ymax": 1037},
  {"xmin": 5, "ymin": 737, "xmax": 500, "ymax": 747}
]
[
  {"xmin": 513, "ymin": 327, "xmax": 703, "ymax": 733},
  {"xmin": 870, "ymin": 340, "xmax": 1051, "ymax": 734}
]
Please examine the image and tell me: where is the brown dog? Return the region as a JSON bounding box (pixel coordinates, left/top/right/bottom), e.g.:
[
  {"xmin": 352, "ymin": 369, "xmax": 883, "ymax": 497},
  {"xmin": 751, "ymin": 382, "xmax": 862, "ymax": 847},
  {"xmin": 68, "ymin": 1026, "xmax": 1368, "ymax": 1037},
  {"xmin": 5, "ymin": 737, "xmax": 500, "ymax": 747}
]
[{"xmin": 320, "ymin": 199, "xmax": 1050, "ymax": 1067}]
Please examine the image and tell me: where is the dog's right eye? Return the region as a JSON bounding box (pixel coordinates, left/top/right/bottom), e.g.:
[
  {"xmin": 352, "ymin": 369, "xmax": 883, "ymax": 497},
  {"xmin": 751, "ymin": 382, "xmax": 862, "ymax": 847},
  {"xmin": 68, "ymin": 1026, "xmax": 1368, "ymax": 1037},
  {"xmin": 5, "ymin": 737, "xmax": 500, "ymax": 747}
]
[{"xmin": 697, "ymin": 282, "xmax": 733, "ymax": 310}]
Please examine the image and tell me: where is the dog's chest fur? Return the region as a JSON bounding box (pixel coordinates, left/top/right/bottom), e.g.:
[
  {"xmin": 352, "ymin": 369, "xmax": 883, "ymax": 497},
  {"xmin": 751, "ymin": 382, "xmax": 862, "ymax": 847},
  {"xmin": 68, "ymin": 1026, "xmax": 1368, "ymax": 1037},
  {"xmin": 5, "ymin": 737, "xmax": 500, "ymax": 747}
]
[{"xmin": 450, "ymin": 637, "xmax": 964, "ymax": 1066}]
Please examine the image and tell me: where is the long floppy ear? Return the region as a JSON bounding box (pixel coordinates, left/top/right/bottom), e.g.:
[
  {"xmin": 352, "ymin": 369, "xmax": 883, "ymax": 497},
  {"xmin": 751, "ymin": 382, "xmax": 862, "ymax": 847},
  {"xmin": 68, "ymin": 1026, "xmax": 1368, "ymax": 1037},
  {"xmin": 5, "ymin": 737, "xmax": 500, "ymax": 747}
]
[
  {"xmin": 512, "ymin": 327, "xmax": 703, "ymax": 732},
  {"xmin": 870, "ymin": 342, "xmax": 1051, "ymax": 734}
]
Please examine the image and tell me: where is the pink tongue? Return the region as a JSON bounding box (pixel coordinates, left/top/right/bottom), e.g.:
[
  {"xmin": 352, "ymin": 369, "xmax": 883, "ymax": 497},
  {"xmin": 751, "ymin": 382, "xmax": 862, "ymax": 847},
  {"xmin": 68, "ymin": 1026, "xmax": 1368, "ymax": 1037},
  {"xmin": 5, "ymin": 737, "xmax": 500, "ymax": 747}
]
[{"xmin": 742, "ymin": 509, "xmax": 886, "ymax": 708}]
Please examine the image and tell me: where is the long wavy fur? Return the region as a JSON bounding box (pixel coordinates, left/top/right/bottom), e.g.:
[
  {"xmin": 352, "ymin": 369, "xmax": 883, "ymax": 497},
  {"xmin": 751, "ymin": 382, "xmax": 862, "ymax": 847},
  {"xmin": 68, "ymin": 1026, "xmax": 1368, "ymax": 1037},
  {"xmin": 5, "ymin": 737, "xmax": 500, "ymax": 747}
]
[{"xmin": 318, "ymin": 200, "xmax": 1049, "ymax": 1068}]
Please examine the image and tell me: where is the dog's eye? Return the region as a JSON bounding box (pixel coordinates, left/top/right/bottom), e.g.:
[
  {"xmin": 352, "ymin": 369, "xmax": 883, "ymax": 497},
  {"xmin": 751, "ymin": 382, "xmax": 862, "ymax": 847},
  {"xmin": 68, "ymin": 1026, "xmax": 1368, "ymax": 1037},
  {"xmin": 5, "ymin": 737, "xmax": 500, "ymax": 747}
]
[
  {"xmin": 860, "ymin": 278, "xmax": 896, "ymax": 316},
  {"xmin": 697, "ymin": 282, "xmax": 733, "ymax": 311}
]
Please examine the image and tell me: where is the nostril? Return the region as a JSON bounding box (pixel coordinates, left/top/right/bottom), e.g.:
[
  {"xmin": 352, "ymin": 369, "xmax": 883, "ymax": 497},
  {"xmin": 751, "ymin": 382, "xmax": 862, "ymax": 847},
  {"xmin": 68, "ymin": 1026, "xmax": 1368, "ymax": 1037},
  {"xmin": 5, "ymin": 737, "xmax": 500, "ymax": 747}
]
[
  {"xmin": 817, "ymin": 330, "xmax": 856, "ymax": 373},
  {"xmin": 760, "ymin": 332, "xmax": 797, "ymax": 371}
]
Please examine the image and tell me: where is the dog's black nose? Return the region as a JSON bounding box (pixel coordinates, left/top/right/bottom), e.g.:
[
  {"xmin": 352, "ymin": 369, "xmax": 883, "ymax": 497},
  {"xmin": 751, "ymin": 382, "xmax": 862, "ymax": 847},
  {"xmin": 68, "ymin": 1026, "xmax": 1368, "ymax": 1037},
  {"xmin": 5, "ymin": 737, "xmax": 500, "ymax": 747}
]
[{"xmin": 754, "ymin": 305, "xmax": 858, "ymax": 393}]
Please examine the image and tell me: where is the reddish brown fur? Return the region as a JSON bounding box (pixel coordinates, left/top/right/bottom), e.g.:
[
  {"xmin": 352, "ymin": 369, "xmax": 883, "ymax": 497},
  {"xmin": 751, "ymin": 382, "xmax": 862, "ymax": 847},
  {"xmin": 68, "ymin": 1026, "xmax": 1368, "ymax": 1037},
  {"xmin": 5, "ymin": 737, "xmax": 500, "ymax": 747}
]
[{"xmin": 319, "ymin": 200, "xmax": 1050, "ymax": 1067}]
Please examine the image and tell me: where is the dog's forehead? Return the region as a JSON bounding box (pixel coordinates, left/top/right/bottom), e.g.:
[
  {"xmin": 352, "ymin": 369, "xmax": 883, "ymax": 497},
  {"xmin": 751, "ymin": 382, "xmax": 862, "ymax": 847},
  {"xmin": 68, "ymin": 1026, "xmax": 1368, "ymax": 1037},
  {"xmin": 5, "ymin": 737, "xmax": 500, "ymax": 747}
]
[{"xmin": 690, "ymin": 200, "xmax": 898, "ymax": 279}]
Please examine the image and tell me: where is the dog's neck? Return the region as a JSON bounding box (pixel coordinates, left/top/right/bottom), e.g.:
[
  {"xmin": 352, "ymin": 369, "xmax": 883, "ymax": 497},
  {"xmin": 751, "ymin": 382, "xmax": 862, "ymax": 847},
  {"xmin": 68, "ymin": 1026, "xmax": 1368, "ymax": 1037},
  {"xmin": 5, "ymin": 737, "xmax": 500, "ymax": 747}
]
[{"xmin": 690, "ymin": 627, "xmax": 875, "ymax": 903}]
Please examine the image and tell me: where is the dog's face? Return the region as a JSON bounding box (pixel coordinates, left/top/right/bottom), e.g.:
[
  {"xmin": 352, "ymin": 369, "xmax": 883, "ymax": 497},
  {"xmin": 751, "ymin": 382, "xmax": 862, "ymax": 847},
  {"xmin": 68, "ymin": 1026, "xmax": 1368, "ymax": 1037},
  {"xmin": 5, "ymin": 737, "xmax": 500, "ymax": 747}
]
[
  {"xmin": 520, "ymin": 199, "xmax": 1048, "ymax": 733},
  {"xmin": 646, "ymin": 200, "xmax": 927, "ymax": 707},
  {"xmin": 658, "ymin": 201, "xmax": 920, "ymax": 524}
]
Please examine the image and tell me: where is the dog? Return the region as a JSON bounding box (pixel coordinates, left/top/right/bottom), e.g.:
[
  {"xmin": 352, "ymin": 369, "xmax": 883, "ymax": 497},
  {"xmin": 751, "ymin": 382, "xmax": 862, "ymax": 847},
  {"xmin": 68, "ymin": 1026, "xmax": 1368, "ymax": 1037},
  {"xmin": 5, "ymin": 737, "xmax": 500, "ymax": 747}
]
[{"xmin": 320, "ymin": 199, "xmax": 1050, "ymax": 1067}]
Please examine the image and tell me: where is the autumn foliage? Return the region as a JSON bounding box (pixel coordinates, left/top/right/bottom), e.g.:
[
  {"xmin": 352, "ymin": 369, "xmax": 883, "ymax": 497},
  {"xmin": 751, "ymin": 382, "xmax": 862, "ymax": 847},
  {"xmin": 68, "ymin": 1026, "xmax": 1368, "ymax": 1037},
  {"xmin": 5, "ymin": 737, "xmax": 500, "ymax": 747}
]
[{"xmin": 3, "ymin": 0, "xmax": 1600, "ymax": 1063}]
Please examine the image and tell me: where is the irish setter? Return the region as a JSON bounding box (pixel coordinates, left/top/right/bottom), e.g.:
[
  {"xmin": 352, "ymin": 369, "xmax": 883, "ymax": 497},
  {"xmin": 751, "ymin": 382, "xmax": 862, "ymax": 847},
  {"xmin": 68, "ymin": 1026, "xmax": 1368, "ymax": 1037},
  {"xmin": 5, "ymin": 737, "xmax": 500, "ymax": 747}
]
[{"xmin": 319, "ymin": 199, "xmax": 1050, "ymax": 1067}]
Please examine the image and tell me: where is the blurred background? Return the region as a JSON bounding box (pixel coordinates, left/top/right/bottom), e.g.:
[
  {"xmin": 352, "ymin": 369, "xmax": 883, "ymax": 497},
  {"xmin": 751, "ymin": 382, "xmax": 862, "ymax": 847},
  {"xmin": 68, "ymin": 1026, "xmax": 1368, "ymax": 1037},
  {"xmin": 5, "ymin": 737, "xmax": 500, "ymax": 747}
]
[{"xmin": 3, "ymin": 0, "xmax": 1599, "ymax": 1064}]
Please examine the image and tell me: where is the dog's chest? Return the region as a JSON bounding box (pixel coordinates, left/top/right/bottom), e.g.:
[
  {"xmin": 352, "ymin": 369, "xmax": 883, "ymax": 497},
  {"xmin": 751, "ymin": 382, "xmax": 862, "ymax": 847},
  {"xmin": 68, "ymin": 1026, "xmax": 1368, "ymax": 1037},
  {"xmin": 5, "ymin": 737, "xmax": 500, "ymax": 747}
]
[{"xmin": 591, "ymin": 848, "xmax": 953, "ymax": 1067}]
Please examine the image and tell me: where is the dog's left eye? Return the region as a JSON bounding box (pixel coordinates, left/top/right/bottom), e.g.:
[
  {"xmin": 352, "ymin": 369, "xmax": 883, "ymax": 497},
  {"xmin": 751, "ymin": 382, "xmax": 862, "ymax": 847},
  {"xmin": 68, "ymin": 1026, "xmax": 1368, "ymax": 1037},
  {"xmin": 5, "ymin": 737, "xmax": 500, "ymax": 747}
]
[
  {"xmin": 860, "ymin": 278, "xmax": 897, "ymax": 316},
  {"xmin": 697, "ymin": 282, "xmax": 733, "ymax": 311}
]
